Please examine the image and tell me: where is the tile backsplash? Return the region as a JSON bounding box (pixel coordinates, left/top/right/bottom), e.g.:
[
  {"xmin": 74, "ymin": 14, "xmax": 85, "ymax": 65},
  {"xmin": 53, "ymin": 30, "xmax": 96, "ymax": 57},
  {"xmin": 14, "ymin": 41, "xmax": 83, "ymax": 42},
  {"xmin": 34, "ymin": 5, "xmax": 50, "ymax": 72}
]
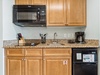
[{"xmin": 19, "ymin": 27, "xmax": 85, "ymax": 39}]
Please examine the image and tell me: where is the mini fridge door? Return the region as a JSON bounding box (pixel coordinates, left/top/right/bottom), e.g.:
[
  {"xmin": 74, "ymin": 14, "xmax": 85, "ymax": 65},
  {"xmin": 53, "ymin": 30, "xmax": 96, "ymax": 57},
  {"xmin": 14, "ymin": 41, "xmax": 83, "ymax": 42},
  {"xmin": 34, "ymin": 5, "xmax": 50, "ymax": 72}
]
[{"xmin": 73, "ymin": 63, "xmax": 97, "ymax": 75}]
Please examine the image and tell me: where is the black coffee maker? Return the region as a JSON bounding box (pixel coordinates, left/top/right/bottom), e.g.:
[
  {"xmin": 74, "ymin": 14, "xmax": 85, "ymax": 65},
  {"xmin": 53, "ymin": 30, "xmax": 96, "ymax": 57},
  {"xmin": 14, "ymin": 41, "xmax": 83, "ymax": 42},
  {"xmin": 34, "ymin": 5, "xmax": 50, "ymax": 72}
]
[{"xmin": 75, "ymin": 32, "xmax": 85, "ymax": 43}]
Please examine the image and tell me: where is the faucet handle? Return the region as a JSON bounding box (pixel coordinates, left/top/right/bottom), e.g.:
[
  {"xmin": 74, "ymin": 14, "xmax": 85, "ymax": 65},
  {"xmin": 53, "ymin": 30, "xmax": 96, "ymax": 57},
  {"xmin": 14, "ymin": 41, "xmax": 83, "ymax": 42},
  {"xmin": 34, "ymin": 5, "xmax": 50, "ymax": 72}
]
[
  {"xmin": 44, "ymin": 33, "xmax": 47, "ymax": 37},
  {"xmin": 54, "ymin": 32, "xmax": 57, "ymax": 36}
]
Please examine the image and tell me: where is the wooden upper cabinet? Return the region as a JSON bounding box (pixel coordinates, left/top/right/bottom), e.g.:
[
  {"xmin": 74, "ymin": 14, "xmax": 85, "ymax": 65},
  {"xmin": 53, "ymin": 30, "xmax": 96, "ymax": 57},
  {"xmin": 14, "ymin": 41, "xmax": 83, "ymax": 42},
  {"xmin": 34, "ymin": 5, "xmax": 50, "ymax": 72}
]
[
  {"xmin": 15, "ymin": 0, "xmax": 46, "ymax": 5},
  {"xmin": 15, "ymin": 0, "xmax": 32, "ymax": 5},
  {"xmin": 47, "ymin": 0, "xmax": 86, "ymax": 26},
  {"xmin": 67, "ymin": 0, "xmax": 86, "ymax": 26},
  {"xmin": 32, "ymin": 0, "xmax": 46, "ymax": 5},
  {"xmin": 47, "ymin": 0, "xmax": 66, "ymax": 26}
]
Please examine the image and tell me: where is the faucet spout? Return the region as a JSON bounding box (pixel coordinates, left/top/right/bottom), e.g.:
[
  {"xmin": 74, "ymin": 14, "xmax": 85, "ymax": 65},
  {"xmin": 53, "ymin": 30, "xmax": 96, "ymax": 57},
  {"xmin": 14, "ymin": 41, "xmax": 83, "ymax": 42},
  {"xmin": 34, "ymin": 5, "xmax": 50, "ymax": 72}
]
[{"xmin": 53, "ymin": 32, "xmax": 58, "ymax": 42}]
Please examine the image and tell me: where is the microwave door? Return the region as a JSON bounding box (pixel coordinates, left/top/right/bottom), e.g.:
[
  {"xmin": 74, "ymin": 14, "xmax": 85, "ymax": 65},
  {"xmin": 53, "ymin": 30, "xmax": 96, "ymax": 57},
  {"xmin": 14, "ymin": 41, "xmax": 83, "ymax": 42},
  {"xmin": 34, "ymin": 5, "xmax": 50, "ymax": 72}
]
[{"xmin": 17, "ymin": 12, "xmax": 37, "ymax": 21}]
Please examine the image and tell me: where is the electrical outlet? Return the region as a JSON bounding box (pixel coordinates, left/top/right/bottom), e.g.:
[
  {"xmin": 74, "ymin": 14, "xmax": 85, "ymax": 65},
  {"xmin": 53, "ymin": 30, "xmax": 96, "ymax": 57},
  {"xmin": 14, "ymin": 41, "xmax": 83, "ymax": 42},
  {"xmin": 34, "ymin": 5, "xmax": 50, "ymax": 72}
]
[
  {"xmin": 64, "ymin": 34, "xmax": 67, "ymax": 38},
  {"xmin": 67, "ymin": 33, "xmax": 71, "ymax": 38}
]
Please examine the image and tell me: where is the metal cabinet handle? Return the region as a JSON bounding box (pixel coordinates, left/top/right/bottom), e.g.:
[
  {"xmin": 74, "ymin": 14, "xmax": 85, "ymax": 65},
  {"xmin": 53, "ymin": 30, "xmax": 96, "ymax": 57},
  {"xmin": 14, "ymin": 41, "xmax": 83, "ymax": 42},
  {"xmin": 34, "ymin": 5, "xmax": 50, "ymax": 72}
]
[
  {"xmin": 22, "ymin": 58, "xmax": 26, "ymax": 61},
  {"xmin": 63, "ymin": 60, "xmax": 68, "ymax": 65}
]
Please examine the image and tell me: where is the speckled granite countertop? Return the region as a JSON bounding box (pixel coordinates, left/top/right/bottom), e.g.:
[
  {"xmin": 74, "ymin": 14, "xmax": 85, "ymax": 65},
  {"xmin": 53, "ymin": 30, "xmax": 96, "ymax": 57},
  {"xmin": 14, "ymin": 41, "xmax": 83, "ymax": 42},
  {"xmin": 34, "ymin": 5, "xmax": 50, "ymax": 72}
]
[{"xmin": 3, "ymin": 39, "xmax": 99, "ymax": 48}]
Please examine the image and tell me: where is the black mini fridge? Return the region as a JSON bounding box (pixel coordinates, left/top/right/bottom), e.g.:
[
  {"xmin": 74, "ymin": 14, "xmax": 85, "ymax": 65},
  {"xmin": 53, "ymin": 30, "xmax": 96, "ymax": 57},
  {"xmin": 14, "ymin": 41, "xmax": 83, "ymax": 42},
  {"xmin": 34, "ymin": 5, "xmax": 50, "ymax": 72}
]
[{"xmin": 72, "ymin": 48, "xmax": 98, "ymax": 75}]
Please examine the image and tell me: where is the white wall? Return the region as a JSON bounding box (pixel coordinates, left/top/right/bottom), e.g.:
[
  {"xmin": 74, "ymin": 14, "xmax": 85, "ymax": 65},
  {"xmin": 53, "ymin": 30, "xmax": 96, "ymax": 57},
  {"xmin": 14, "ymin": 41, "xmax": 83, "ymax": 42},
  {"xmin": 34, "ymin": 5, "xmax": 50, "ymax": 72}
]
[
  {"xmin": 98, "ymin": 0, "xmax": 100, "ymax": 75},
  {"xmin": 3, "ymin": 0, "xmax": 22, "ymax": 40},
  {"xmin": 85, "ymin": 0, "xmax": 99, "ymax": 39},
  {"xmin": 21, "ymin": 27, "xmax": 84, "ymax": 39},
  {"xmin": 0, "ymin": 0, "xmax": 4, "ymax": 75}
]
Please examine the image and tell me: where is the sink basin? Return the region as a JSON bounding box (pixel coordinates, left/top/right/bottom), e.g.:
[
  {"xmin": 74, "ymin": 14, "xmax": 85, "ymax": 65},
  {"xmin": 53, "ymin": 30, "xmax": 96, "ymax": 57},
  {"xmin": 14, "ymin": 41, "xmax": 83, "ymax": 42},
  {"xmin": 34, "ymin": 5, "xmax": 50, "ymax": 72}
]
[
  {"xmin": 47, "ymin": 42, "xmax": 65, "ymax": 46},
  {"xmin": 24, "ymin": 43, "xmax": 39, "ymax": 46},
  {"xmin": 16, "ymin": 42, "xmax": 40, "ymax": 46}
]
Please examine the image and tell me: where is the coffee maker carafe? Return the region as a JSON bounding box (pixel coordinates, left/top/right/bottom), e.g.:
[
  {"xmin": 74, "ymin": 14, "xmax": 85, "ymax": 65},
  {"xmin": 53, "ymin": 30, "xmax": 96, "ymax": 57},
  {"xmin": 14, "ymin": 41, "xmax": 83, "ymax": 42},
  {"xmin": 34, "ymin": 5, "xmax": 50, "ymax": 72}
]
[{"xmin": 75, "ymin": 32, "xmax": 85, "ymax": 43}]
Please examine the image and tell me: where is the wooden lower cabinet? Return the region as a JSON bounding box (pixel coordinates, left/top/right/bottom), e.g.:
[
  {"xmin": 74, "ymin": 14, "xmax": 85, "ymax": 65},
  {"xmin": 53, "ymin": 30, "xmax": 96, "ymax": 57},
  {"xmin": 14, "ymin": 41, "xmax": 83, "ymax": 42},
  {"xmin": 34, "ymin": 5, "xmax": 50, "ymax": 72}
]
[
  {"xmin": 43, "ymin": 48, "xmax": 71, "ymax": 75},
  {"xmin": 5, "ymin": 48, "xmax": 42, "ymax": 75},
  {"xmin": 6, "ymin": 57, "xmax": 24, "ymax": 75},
  {"xmin": 5, "ymin": 48, "xmax": 72, "ymax": 75},
  {"xmin": 25, "ymin": 57, "xmax": 42, "ymax": 75},
  {"xmin": 43, "ymin": 57, "xmax": 71, "ymax": 75},
  {"xmin": 6, "ymin": 57, "xmax": 42, "ymax": 75}
]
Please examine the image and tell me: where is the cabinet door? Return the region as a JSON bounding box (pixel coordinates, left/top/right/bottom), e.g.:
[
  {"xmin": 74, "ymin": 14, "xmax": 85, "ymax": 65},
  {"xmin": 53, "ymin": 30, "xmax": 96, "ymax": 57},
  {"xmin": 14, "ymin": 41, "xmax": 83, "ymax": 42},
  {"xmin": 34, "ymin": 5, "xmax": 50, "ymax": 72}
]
[
  {"xmin": 47, "ymin": 0, "xmax": 66, "ymax": 26},
  {"xmin": 67, "ymin": 0, "xmax": 86, "ymax": 26},
  {"xmin": 15, "ymin": 0, "xmax": 32, "ymax": 5},
  {"xmin": 6, "ymin": 57, "xmax": 24, "ymax": 75},
  {"xmin": 43, "ymin": 57, "xmax": 71, "ymax": 75},
  {"xmin": 32, "ymin": 0, "xmax": 46, "ymax": 5},
  {"xmin": 25, "ymin": 57, "xmax": 42, "ymax": 75}
]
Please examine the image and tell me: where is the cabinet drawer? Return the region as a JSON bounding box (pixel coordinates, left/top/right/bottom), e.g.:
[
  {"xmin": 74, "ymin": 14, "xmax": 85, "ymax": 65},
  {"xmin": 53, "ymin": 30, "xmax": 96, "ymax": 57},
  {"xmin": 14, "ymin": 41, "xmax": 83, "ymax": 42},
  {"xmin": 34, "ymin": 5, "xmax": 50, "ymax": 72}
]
[
  {"xmin": 6, "ymin": 49, "xmax": 24, "ymax": 56},
  {"xmin": 43, "ymin": 48, "xmax": 71, "ymax": 56},
  {"xmin": 25, "ymin": 48, "xmax": 42, "ymax": 56}
]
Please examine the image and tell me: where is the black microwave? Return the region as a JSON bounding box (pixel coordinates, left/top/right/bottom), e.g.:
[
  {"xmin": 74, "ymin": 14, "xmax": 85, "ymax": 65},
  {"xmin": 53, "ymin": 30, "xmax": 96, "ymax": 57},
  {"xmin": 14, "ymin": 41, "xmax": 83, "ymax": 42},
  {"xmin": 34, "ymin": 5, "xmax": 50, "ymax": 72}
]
[{"xmin": 13, "ymin": 5, "xmax": 46, "ymax": 27}]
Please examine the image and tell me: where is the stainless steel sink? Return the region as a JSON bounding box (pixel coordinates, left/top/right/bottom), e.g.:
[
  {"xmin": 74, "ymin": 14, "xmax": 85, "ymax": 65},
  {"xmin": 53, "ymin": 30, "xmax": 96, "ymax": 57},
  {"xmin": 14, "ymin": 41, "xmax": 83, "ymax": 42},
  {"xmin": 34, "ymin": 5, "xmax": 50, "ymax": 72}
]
[
  {"xmin": 24, "ymin": 43, "xmax": 39, "ymax": 46},
  {"xmin": 47, "ymin": 42, "xmax": 65, "ymax": 46},
  {"xmin": 16, "ymin": 42, "xmax": 40, "ymax": 46}
]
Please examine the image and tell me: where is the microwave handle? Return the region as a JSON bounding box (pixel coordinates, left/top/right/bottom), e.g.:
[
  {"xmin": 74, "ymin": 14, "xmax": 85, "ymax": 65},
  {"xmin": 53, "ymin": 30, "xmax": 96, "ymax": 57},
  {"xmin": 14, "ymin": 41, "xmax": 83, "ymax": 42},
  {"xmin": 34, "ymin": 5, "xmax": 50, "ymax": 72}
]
[{"xmin": 37, "ymin": 9, "xmax": 40, "ymax": 21}]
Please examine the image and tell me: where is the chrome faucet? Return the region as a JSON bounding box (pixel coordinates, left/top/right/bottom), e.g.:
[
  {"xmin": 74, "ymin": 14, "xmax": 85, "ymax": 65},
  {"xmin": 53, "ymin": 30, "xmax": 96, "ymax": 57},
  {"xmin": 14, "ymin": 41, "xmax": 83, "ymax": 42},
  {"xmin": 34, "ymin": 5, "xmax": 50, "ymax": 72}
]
[{"xmin": 53, "ymin": 32, "xmax": 58, "ymax": 42}]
